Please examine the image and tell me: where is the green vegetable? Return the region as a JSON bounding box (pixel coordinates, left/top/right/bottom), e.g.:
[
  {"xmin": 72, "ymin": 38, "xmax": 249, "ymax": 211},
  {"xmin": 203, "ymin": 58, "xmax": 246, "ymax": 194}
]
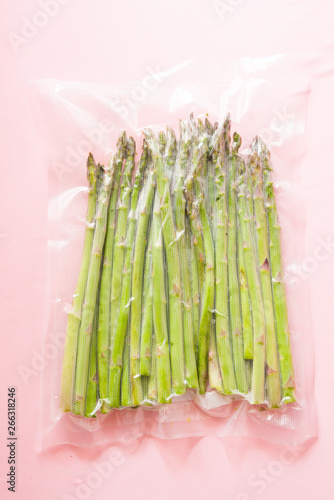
[
  {"xmin": 60, "ymin": 116, "xmax": 295, "ymax": 415},
  {"xmin": 97, "ymin": 133, "xmax": 126, "ymax": 413},
  {"xmin": 74, "ymin": 163, "xmax": 112, "ymax": 416},
  {"xmin": 228, "ymin": 134, "xmax": 248, "ymax": 394},
  {"xmin": 213, "ymin": 120, "xmax": 237, "ymax": 395},
  {"xmin": 60, "ymin": 153, "xmax": 98, "ymax": 412}
]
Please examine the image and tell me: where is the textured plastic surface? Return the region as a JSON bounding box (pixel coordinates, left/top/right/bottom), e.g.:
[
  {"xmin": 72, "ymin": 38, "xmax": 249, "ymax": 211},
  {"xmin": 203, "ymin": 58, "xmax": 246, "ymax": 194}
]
[{"xmin": 35, "ymin": 57, "xmax": 315, "ymax": 447}]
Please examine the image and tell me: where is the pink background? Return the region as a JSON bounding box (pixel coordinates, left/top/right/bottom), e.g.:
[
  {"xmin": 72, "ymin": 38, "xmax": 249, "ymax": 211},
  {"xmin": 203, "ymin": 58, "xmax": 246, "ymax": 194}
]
[{"xmin": 1, "ymin": 1, "xmax": 334, "ymax": 498}]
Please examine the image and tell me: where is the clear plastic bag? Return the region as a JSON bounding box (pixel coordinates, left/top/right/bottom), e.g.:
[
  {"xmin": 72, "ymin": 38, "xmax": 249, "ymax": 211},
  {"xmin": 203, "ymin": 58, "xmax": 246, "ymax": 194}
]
[{"xmin": 33, "ymin": 56, "xmax": 316, "ymax": 448}]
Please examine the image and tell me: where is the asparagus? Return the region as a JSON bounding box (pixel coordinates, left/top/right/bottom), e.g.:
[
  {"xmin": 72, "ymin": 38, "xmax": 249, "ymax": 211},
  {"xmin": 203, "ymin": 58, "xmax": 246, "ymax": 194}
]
[
  {"xmin": 121, "ymin": 329, "xmax": 133, "ymax": 407},
  {"xmin": 138, "ymin": 137, "xmax": 164, "ymax": 377},
  {"xmin": 251, "ymin": 144, "xmax": 281, "ymax": 407},
  {"xmin": 186, "ymin": 122, "xmax": 215, "ymax": 394},
  {"xmin": 174, "ymin": 127, "xmax": 199, "ymax": 389},
  {"xmin": 85, "ymin": 311, "xmax": 98, "ymax": 417},
  {"xmin": 60, "ymin": 153, "xmax": 98, "ymax": 412},
  {"xmin": 60, "ymin": 115, "xmax": 296, "ymax": 415},
  {"xmin": 130, "ymin": 150, "xmax": 156, "ymax": 405},
  {"xmin": 238, "ymin": 210, "xmax": 254, "ymax": 360},
  {"xmin": 237, "ymin": 162, "xmax": 266, "ymax": 403},
  {"xmin": 152, "ymin": 192, "xmax": 172, "ymax": 404},
  {"xmin": 97, "ymin": 133, "xmax": 126, "ymax": 413},
  {"xmin": 200, "ymin": 118, "xmax": 215, "ymax": 226},
  {"xmin": 213, "ymin": 121, "xmax": 237, "ymax": 394},
  {"xmin": 186, "ymin": 218, "xmax": 200, "ymax": 357},
  {"xmin": 139, "ymin": 228, "xmax": 153, "ymax": 376},
  {"xmin": 74, "ymin": 163, "xmax": 112, "ymax": 416},
  {"xmin": 208, "ymin": 317, "xmax": 224, "ymax": 392},
  {"xmin": 144, "ymin": 129, "xmax": 185, "ymax": 395},
  {"xmin": 109, "ymin": 139, "xmax": 149, "ymax": 408},
  {"xmin": 228, "ymin": 133, "xmax": 248, "ymax": 394},
  {"xmin": 147, "ymin": 333, "xmax": 158, "ymax": 403},
  {"xmin": 180, "ymin": 121, "xmax": 205, "ymax": 296},
  {"xmin": 261, "ymin": 145, "xmax": 295, "ymax": 403}
]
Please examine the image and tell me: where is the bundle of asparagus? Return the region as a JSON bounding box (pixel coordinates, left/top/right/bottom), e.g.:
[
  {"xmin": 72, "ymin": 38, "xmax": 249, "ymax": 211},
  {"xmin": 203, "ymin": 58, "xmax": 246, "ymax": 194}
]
[{"xmin": 59, "ymin": 115, "xmax": 295, "ymax": 418}]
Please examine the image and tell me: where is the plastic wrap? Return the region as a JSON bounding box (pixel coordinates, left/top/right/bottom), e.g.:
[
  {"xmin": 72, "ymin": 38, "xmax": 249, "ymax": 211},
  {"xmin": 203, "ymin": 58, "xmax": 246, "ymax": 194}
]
[{"xmin": 34, "ymin": 56, "xmax": 316, "ymax": 448}]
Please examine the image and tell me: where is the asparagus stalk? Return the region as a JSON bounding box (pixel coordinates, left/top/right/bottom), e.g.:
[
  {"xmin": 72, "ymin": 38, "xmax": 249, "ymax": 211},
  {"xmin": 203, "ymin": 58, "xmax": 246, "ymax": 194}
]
[
  {"xmin": 237, "ymin": 162, "xmax": 266, "ymax": 403},
  {"xmin": 85, "ymin": 310, "xmax": 98, "ymax": 417},
  {"xmin": 174, "ymin": 127, "xmax": 198, "ymax": 389},
  {"xmin": 147, "ymin": 333, "xmax": 158, "ymax": 403},
  {"xmin": 180, "ymin": 121, "xmax": 205, "ymax": 296},
  {"xmin": 97, "ymin": 133, "xmax": 126, "ymax": 413},
  {"xmin": 60, "ymin": 153, "xmax": 98, "ymax": 412},
  {"xmin": 242, "ymin": 156, "xmax": 255, "ymax": 361},
  {"xmin": 200, "ymin": 118, "xmax": 215, "ymax": 227},
  {"xmin": 213, "ymin": 121, "xmax": 237, "ymax": 394},
  {"xmin": 152, "ymin": 192, "xmax": 172, "ymax": 404},
  {"xmin": 208, "ymin": 317, "xmax": 224, "ymax": 392},
  {"xmin": 109, "ymin": 139, "xmax": 149, "ymax": 408},
  {"xmin": 105, "ymin": 138, "xmax": 135, "ymax": 408},
  {"xmin": 261, "ymin": 146, "xmax": 295, "ymax": 403},
  {"xmin": 121, "ymin": 329, "xmax": 133, "ymax": 407},
  {"xmin": 139, "ymin": 228, "xmax": 153, "ymax": 376},
  {"xmin": 186, "ymin": 218, "xmax": 200, "ymax": 358},
  {"xmin": 238, "ymin": 211, "xmax": 253, "ymax": 360},
  {"xmin": 144, "ymin": 129, "xmax": 185, "ymax": 395},
  {"xmin": 251, "ymin": 145, "xmax": 281, "ymax": 407},
  {"xmin": 186, "ymin": 124, "xmax": 215, "ymax": 394},
  {"xmin": 228, "ymin": 133, "xmax": 248, "ymax": 394},
  {"xmin": 74, "ymin": 163, "xmax": 112, "ymax": 416},
  {"xmin": 130, "ymin": 150, "xmax": 156, "ymax": 404}
]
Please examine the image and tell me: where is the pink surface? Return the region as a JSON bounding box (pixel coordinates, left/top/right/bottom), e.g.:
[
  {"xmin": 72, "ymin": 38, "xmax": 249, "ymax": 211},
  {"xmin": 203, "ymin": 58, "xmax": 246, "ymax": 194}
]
[{"xmin": 1, "ymin": 1, "xmax": 334, "ymax": 499}]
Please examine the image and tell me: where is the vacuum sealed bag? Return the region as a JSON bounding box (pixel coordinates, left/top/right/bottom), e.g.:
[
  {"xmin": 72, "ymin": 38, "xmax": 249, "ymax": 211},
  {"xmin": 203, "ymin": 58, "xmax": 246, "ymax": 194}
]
[{"xmin": 34, "ymin": 56, "xmax": 316, "ymax": 448}]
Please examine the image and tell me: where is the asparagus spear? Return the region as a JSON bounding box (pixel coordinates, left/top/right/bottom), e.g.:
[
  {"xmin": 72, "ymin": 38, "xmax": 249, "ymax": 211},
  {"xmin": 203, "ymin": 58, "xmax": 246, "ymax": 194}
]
[
  {"xmin": 186, "ymin": 218, "xmax": 200, "ymax": 358},
  {"xmin": 104, "ymin": 138, "xmax": 135, "ymax": 408},
  {"xmin": 109, "ymin": 139, "xmax": 149, "ymax": 408},
  {"xmin": 130, "ymin": 150, "xmax": 156, "ymax": 404},
  {"xmin": 251, "ymin": 144, "xmax": 281, "ymax": 407},
  {"xmin": 261, "ymin": 146, "xmax": 295, "ymax": 403},
  {"xmin": 213, "ymin": 121, "xmax": 237, "ymax": 394},
  {"xmin": 60, "ymin": 153, "xmax": 98, "ymax": 412},
  {"xmin": 237, "ymin": 162, "xmax": 266, "ymax": 403},
  {"xmin": 181, "ymin": 120, "xmax": 205, "ymax": 296},
  {"xmin": 85, "ymin": 310, "xmax": 98, "ymax": 417},
  {"xmin": 152, "ymin": 192, "xmax": 172, "ymax": 404},
  {"xmin": 186, "ymin": 123, "xmax": 215, "ymax": 394},
  {"xmin": 144, "ymin": 129, "xmax": 186, "ymax": 396},
  {"xmin": 97, "ymin": 133, "xmax": 126, "ymax": 413},
  {"xmin": 242, "ymin": 156, "xmax": 255, "ymax": 361},
  {"xmin": 228, "ymin": 133, "xmax": 248, "ymax": 394},
  {"xmin": 121, "ymin": 329, "xmax": 133, "ymax": 407},
  {"xmin": 208, "ymin": 317, "xmax": 224, "ymax": 392},
  {"xmin": 74, "ymin": 163, "xmax": 112, "ymax": 416},
  {"xmin": 238, "ymin": 212, "xmax": 254, "ymax": 360},
  {"xmin": 147, "ymin": 333, "xmax": 158, "ymax": 403},
  {"xmin": 174, "ymin": 127, "xmax": 198, "ymax": 389},
  {"xmin": 200, "ymin": 117, "xmax": 215, "ymax": 227},
  {"xmin": 139, "ymin": 227, "xmax": 153, "ymax": 376}
]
